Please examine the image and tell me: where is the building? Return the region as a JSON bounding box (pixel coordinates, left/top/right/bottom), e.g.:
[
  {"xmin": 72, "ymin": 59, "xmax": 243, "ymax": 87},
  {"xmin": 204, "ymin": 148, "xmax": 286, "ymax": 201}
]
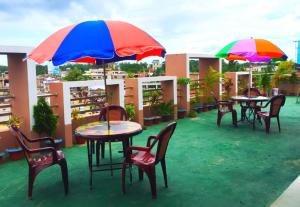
[{"xmin": 83, "ymin": 68, "xmax": 127, "ymax": 80}]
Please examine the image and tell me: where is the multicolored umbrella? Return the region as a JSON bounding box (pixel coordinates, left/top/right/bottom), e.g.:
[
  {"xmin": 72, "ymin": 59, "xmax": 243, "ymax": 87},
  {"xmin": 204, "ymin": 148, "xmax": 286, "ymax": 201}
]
[
  {"xmin": 28, "ymin": 20, "xmax": 165, "ymax": 131},
  {"xmin": 28, "ymin": 20, "xmax": 166, "ymax": 65},
  {"xmin": 216, "ymin": 38, "xmax": 287, "ymax": 62}
]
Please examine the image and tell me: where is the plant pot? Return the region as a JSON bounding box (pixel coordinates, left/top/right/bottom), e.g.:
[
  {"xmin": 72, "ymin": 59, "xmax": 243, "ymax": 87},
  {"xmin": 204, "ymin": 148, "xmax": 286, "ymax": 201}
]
[
  {"xmin": 161, "ymin": 115, "xmax": 172, "ymax": 122},
  {"xmin": 0, "ymin": 152, "xmax": 5, "ymax": 162},
  {"xmin": 75, "ymin": 136, "xmax": 86, "ymax": 145},
  {"xmin": 6, "ymin": 148, "xmax": 23, "ymax": 161},
  {"xmin": 177, "ymin": 109, "xmax": 187, "ymax": 119},
  {"xmin": 144, "ymin": 117, "xmax": 154, "ymax": 126},
  {"xmin": 152, "ymin": 116, "xmax": 161, "ymax": 124}
]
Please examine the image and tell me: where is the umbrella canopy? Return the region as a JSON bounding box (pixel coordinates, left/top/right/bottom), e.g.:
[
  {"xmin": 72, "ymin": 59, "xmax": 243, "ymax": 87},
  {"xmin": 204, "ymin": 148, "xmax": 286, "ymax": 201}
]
[
  {"xmin": 216, "ymin": 38, "xmax": 287, "ymax": 62},
  {"xmin": 28, "ymin": 20, "xmax": 166, "ymax": 65}
]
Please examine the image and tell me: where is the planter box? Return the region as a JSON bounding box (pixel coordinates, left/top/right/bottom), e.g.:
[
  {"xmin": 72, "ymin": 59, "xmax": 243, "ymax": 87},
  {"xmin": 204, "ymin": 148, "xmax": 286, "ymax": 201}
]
[
  {"xmin": 144, "ymin": 117, "xmax": 154, "ymax": 126},
  {"xmin": 161, "ymin": 115, "xmax": 172, "ymax": 122},
  {"xmin": 177, "ymin": 109, "xmax": 187, "ymax": 119},
  {"xmin": 6, "ymin": 148, "xmax": 23, "ymax": 161},
  {"xmin": 152, "ymin": 116, "xmax": 161, "ymax": 124}
]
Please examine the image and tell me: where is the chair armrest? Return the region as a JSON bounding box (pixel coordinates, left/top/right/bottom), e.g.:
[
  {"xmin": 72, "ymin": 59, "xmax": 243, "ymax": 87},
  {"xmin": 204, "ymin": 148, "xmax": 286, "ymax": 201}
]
[
  {"xmin": 147, "ymin": 135, "xmax": 157, "ymax": 147},
  {"xmin": 29, "ymin": 137, "xmax": 55, "ymax": 144}
]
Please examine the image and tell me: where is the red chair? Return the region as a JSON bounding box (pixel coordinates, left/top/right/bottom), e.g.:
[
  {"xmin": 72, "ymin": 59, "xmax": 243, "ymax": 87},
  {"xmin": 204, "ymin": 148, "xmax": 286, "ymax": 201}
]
[
  {"xmin": 240, "ymin": 88, "xmax": 262, "ymax": 120},
  {"xmin": 122, "ymin": 122, "xmax": 177, "ymax": 199},
  {"xmin": 253, "ymin": 95, "xmax": 286, "ymax": 133},
  {"xmin": 10, "ymin": 125, "xmax": 68, "ymax": 199},
  {"xmin": 96, "ymin": 105, "xmax": 128, "ymax": 164},
  {"xmin": 214, "ymin": 97, "xmax": 237, "ymax": 127}
]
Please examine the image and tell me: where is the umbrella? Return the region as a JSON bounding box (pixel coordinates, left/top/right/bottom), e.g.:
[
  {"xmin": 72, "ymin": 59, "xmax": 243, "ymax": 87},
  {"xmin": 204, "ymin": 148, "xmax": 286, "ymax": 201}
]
[
  {"xmin": 28, "ymin": 20, "xmax": 166, "ymax": 128},
  {"xmin": 216, "ymin": 38, "xmax": 288, "ymax": 62},
  {"xmin": 216, "ymin": 38, "xmax": 288, "ymax": 96}
]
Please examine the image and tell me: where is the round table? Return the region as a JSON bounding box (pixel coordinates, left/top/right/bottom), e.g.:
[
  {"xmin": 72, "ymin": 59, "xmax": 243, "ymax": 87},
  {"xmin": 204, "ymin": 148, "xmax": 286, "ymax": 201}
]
[
  {"xmin": 231, "ymin": 96, "xmax": 269, "ymax": 123},
  {"xmin": 75, "ymin": 121, "xmax": 143, "ymax": 188}
]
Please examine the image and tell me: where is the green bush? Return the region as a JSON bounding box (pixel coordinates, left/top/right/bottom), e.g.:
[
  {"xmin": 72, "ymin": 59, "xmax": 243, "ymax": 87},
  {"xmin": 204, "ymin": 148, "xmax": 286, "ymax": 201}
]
[
  {"xmin": 33, "ymin": 97, "xmax": 58, "ymax": 136},
  {"xmin": 188, "ymin": 110, "xmax": 197, "ymax": 118},
  {"xmin": 125, "ymin": 104, "xmax": 136, "ymax": 121}
]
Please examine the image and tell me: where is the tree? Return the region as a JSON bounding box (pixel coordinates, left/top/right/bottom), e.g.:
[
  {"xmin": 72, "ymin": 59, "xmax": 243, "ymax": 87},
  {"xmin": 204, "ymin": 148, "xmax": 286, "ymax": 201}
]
[
  {"xmin": 59, "ymin": 63, "xmax": 94, "ymax": 72},
  {"xmin": 63, "ymin": 68, "xmax": 92, "ymax": 81},
  {"xmin": 36, "ymin": 65, "xmax": 48, "ymax": 75},
  {"xmin": 189, "ymin": 60, "xmax": 199, "ymax": 72},
  {"xmin": 153, "ymin": 61, "xmax": 165, "ymax": 76},
  {"xmin": 33, "ymin": 97, "xmax": 58, "ymax": 136},
  {"xmin": 118, "ymin": 62, "xmax": 147, "ymax": 73}
]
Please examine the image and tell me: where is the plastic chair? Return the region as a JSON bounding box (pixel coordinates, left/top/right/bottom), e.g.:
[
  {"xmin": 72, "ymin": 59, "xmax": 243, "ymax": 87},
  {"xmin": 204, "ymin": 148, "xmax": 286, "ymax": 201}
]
[
  {"xmin": 96, "ymin": 105, "xmax": 128, "ymax": 165},
  {"xmin": 122, "ymin": 122, "xmax": 177, "ymax": 199},
  {"xmin": 240, "ymin": 88, "xmax": 261, "ymax": 120},
  {"xmin": 10, "ymin": 125, "xmax": 68, "ymax": 199},
  {"xmin": 253, "ymin": 95, "xmax": 286, "ymax": 133},
  {"xmin": 214, "ymin": 97, "xmax": 237, "ymax": 127}
]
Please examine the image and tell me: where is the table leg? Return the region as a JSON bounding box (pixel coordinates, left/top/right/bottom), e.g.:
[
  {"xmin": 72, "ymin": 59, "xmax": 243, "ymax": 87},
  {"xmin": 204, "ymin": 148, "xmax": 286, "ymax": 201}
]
[
  {"xmin": 109, "ymin": 140, "xmax": 113, "ymax": 176},
  {"xmin": 87, "ymin": 140, "xmax": 93, "ymax": 189}
]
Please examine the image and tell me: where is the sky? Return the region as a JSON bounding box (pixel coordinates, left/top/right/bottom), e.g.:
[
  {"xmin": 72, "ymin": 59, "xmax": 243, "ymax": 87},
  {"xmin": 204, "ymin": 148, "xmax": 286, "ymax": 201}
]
[{"xmin": 0, "ymin": 0, "xmax": 300, "ymax": 65}]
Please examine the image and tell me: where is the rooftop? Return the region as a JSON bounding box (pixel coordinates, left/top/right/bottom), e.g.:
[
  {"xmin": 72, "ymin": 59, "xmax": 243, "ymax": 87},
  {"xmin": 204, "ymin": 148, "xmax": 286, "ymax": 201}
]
[{"xmin": 1, "ymin": 97, "xmax": 300, "ymax": 207}]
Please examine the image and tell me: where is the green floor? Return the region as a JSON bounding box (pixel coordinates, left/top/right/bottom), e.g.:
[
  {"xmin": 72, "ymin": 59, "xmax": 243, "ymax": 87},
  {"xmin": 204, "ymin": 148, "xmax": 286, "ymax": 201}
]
[{"xmin": 1, "ymin": 97, "xmax": 300, "ymax": 207}]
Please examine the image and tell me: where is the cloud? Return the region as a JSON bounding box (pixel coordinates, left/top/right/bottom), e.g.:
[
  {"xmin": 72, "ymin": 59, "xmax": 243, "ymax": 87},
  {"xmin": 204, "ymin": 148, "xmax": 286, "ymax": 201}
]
[{"xmin": 0, "ymin": 0, "xmax": 299, "ymax": 63}]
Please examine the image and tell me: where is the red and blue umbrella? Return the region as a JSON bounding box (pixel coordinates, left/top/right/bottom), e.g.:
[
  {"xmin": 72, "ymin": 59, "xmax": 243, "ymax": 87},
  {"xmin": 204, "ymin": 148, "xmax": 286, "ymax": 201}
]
[{"xmin": 28, "ymin": 20, "xmax": 166, "ymax": 65}]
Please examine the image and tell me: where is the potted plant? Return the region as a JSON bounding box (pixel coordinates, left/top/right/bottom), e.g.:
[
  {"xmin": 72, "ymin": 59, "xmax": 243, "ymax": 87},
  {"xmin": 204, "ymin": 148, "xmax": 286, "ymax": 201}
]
[
  {"xmin": 6, "ymin": 116, "xmax": 23, "ymax": 161},
  {"xmin": 177, "ymin": 77, "xmax": 190, "ymax": 118},
  {"xmin": 157, "ymin": 101, "xmax": 173, "ymax": 122},
  {"xmin": 202, "ymin": 67, "xmax": 221, "ymax": 111},
  {"xmin": 143, "ymin": 90, "xmax": 161, "ymax": 125},
  {"xmin": 33, "ymin": 97, "xmax": 62, "ymax": 148},
  {"xmin": 125, "ymin": 104, "xmax": 136, "ymax": 121}
]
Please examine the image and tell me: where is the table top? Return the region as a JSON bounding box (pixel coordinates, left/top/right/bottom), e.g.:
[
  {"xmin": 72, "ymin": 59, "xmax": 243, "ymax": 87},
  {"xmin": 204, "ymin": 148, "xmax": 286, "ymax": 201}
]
[
  {"xmin": 75, "ymin": 121, "xmax": 143, "ymax": 140},
  {"xmin": 231, "ymin": 96, "xmax": 269, "ymax": 102}
]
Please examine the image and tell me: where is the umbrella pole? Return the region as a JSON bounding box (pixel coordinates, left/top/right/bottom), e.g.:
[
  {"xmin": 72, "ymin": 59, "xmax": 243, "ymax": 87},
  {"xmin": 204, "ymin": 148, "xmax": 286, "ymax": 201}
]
[
  {"xmin": 102, "ymin": 61, "xmax": 113, "ymax": 176},
  {"xmin": 102, "ymin": 61, "xmax": 110, "ymax": 130}
]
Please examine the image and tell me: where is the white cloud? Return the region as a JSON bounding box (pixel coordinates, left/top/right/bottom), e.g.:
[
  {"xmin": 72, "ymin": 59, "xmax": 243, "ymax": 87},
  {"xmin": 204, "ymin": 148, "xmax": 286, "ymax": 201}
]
[{"xmin": 0, "ymin": 0, "xmax": 299, "ymax": 64}]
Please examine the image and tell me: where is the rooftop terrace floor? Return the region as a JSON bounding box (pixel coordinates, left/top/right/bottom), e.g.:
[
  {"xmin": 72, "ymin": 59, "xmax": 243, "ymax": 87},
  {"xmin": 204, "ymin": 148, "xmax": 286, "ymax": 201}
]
[{"xmin": 1, "ymin": 97, "xmax": 300, "ymax": 207}]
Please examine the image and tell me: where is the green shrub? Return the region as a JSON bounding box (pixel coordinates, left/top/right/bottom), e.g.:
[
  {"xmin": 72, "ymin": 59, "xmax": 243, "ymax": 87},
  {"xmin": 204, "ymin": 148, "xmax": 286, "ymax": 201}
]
[
  {"xmin": 33, "ymin": 97, "xmax": 58, "ymax": 136},
  {"xmin": 125, "ymin": 104, "xmax": 136, "ymax": 121}
]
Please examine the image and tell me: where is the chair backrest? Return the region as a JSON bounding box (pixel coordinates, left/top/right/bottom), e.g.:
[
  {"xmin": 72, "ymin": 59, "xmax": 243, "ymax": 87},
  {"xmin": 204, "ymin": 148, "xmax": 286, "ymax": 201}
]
[
  {"xmin": 242, "ymin": 88, "xmax": 261, "ymax": 97},
  {"xmin": 10, "ymin": 125, "xmax": 32, "ymax": 164},
  {"xmin": 153, "ymin": 122, "xmax": 177, "ymax": 163},
  {"xmin": 99, "ymin": 105, "xmax": 128, "ymax": 121},
  {"xmin": 269, "ymin": 95, "xmax": 286, "ymax": 117}
]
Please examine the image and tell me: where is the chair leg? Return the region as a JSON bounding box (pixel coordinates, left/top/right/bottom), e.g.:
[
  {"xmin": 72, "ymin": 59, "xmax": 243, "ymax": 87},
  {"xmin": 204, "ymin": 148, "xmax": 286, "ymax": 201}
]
[
  {"xmin": 28, "ymin": 168, "xmax": 35, "ymax": 200},
  {"xmin": 217, "ymin": 112, "xmax": 222, "ymax": 127},
  {"xmin": 253, "ymin": 113, "xmax": 256, "ymax": 130},
  {"xmin": 60, "ymin": 159, "xmax": 69, "ymax": 195},
  {"xmin": 161, "ymin": 158, "xmax": 168, "ymax": 188},
  {"xmin": 146, "ymin": 166, "xmax": 157, "ymax": 199},
  {"xmin": 138, "ymin": 169, "xmax": 144, "ymax": 181},
  {"xmin": 232, "ymin": 110, "xmax": 237, "ymax": 127},
  {"xmin": 277, "ymin": 116, "xmax": 281, "ymax": 132},
  {"xmin": 265, "ymin": 118, "xmax": 270, "ymax": 133},
  {"xmin": 122, "ymin": 160, "xmax": 127, "ymax": 194}
]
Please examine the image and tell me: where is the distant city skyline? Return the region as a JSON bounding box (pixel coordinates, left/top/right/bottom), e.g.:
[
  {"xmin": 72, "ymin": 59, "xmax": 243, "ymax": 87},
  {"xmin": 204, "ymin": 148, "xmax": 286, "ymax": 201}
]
[{"xmin": 0, "ymin": 0, "xmax": 300, "ymax": 65}]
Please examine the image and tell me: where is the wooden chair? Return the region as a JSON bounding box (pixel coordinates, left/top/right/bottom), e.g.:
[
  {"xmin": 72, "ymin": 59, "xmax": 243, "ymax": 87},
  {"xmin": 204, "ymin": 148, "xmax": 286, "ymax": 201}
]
[
  {"xmin": 253, "ymin": 95, "xmax": 286, "ymax": 133},
  {"xmin": 10, "ymin": 125, "xmax": 68, "ymax": 199},
  {"xmin": 96, "ymin": 105, "xmax": 128, "ymax": 164},
  {"xmin": 214, "ymin": 97, "xmax": 237, "ymax": 127},
  {"xmin": 122, "ymin": 122, "xmax": 177, "ymax": 199}
]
